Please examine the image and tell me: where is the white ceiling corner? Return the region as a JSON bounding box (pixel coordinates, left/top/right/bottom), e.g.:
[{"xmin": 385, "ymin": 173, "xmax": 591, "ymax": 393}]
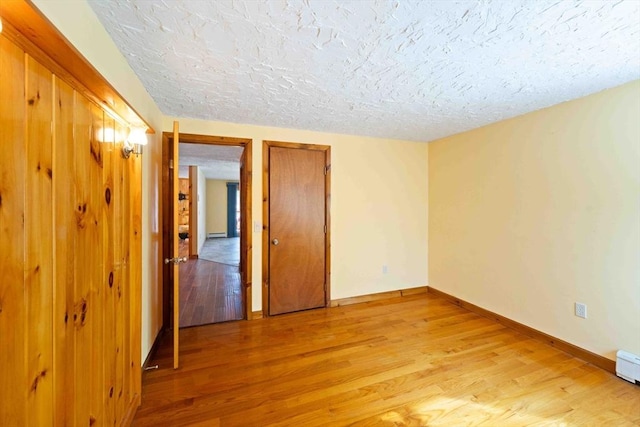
[{"xmin": 88, "ymin": 0, "xmax": 640, "ymax": 143}]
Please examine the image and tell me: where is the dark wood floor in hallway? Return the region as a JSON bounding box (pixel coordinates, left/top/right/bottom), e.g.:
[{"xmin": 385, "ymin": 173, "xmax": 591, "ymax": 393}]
[
  {"xmin": 134, "ymin": 293, "xmax": 640, "ymax": 426},
  {"xmin": 179, "ymin": 258, "xmax": 242, "ymax": 327}
]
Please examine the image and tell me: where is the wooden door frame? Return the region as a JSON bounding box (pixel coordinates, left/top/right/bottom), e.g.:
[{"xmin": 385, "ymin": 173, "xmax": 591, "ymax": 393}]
[
  {"xmin": 162, "ymin": 133, "xmax": 253, "ymax": 329},
  {"xmin": 262, "ymin": 140, "xmax": 331, "ymax": 316}
]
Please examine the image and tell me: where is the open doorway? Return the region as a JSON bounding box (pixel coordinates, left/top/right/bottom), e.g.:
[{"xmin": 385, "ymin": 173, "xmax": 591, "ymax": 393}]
[
  {"xmin": 179, "ymin": 144, "xmax": 242, "ymax": 327},
  {"xmin": 162, "ymin": 133, "xmax": 253, "ymax": 332}
]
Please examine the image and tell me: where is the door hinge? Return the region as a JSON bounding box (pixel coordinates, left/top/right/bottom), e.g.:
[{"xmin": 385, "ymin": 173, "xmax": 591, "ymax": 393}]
[
  {"xmin": 324, "ymin": 225, "xmax": 327, "ymax": 234},
  {"xmin": 324, "ymin": 165, "xmax": 331, "ymax": 175},
  {"xmin": 169, "ymin": 159, "xmax": 174, "ymax": 169}
]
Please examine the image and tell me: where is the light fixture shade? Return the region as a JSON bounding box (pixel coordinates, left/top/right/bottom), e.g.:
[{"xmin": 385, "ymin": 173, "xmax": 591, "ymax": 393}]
[{"xmin": 128, "ymin": 127, "xmax": 148, "ymax": 146}]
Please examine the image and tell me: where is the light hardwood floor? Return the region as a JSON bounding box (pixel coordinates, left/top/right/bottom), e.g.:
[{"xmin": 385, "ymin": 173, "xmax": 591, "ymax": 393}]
[{"xmin": 134, "ymin": 293, "xmax": 640, "ymax": 426}]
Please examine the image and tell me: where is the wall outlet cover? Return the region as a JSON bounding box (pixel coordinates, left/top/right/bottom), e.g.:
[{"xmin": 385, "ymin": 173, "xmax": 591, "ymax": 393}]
[{"xmin": 575, "ymin": 302, "xmax": 587, "ymax": 319}]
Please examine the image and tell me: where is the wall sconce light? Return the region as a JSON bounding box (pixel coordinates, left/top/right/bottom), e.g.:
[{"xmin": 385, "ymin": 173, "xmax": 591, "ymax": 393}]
[{"xmin": 122, "ymin": 127, "xmax": 148, "ymax": 159}]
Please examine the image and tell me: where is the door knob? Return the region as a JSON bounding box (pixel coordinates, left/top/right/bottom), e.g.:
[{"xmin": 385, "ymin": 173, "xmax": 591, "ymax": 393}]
[
  {"xmin": 164, "ymin": 256, "xmax": 188, "ymax": 265},
  {"xmin": 272, "ymin": 238, "xmax": 279, "ymax": 246}
]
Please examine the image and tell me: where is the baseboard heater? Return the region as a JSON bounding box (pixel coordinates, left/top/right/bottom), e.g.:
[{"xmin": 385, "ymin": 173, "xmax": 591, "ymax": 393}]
[
  {"xmin": 207, "ymin": 232, "xmax": 226, "ymax": 238},
  {"xmin": 616, "ymin": 350, "xmax": 640, "ymax": 384}
]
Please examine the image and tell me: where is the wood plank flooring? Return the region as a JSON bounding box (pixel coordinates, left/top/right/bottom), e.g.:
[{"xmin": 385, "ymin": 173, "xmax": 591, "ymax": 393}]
[
  {"xmin": 134, "ymin": 293, "xmax": 640, "ymax": 426},
  {"xmin": 179, "ymin": 259, "xmax": 243, "ymax": 328}
]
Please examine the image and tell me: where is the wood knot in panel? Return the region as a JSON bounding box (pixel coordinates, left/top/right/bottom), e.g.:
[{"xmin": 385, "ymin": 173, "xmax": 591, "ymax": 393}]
[
  {"xmin": 105, "ymin": 187, "xmax": 111, "ymax": 205},
  {"xmin": 108, "ymin": 271, "xmax": 114, "ymax": 288},
  {"xmin": 75, "ymin": 203, "xmax": 88, "ymax": 228},
  {"xmin": 30, "ymin": 369, "xmax": 47, "ymax": 392},
  {"xmin": 74, "ymin": 298, "xmax": 88, "ymax": 327},
  {"xmin": 90, "ymin": 140, "xmax": 103, "ymax": 167}
]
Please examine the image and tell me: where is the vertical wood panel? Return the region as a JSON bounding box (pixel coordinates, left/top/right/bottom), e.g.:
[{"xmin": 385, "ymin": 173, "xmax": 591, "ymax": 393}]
[
  {"xmin": 172, "ymin": 123, "xmax": 180, "ymax": 369},
  {"xmin": 52, "ymin": 75, "xmax": 76, "ymax": 426},
  {"xmin": 25, "ymin": 54, "xmax": 54, "ymax": 427},
  {"xmin": 102, "ymin": 115, "xmax": 116, "ymax": 426},
  {"xmin": 74, "ymin": 93, "xmax": 93, "ymax": 427},
  {"xmin": 122, "ymin": 139, "xmax": 132, "ymax": 408},
  {"xmin": 122, "ymin": 147, "xmax": 133, "ymax": 412},
  {"xmin": 89, "ymin": 105, "xmax": 105, "ymax": 425},
  {"xmin": 0, "ymin": 35, "xmax": 27, "ymax": 426},
  {"xmin": 130, "ymin": 154, "xmax": 143, "ymax": 399},
  {"xmin": 113, "ymin": 120, "xmax": 127, "ymax": 422}
]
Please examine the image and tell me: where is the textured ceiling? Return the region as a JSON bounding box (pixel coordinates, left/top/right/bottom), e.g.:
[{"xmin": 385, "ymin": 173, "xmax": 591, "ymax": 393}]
[
  {"xmin": 88, "ymin": 0, "xmax": 640, "ymax": 142},
  {"xmin": 178, "ymin": 143, "xmax": 242, "ymax": 180}
]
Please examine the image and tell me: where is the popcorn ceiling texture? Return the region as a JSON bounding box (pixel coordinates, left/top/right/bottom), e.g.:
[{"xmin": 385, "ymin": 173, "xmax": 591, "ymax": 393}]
[{"xmin": 88, "ymin": 0, "xmax": 640, "ymax": 142}]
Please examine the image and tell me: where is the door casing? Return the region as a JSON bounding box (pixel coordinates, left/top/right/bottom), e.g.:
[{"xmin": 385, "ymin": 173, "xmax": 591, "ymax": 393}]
[{"xmin": 262, "ymin": 140, "xmax": 331, "ymax": 316}]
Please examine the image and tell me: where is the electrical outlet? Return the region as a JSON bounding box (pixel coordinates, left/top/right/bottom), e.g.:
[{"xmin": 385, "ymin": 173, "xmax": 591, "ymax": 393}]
[{"xmin": 575, "ymin": 302, "xmax": 587, "ymax": 319}]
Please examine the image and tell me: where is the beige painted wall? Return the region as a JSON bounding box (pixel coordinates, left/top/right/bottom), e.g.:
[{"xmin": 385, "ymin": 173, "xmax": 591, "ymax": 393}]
[
  {"xmin": 429, "ymin": 80, "xmax": 640, "ymax": 361},
  {"xmin": 164, "ymin": 117, "xmax": 430, "ymax": 312},
  {"xmin": 206, "ymin": 180, "xmax": 229, "ymax": 235},
  {"xmin": 33, "ymin": 0, "xmax": 166, "ymax": 363}
]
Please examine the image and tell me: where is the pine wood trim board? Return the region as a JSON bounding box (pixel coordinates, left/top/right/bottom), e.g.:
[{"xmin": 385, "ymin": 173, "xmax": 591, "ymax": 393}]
[{"xmin": 426, "ymin": 286, "xmax": 616, "ymax": 374}]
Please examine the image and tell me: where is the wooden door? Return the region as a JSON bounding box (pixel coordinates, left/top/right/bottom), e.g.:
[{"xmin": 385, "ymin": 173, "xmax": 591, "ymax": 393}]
[
  {"xmin": 171, "ymin": 121, "xmax": 180, "ymax": 369},
  {"xmin": 267, "ymin": 143, "xmax": 329, "ymax": 315},
  {"xmin": 239, "ymin": 148, "xmax": 248, "ymax": 315}
]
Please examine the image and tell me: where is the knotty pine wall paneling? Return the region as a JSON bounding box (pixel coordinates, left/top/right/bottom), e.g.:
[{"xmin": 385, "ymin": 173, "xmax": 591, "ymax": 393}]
[
  {"xmin": 102, "ymin": 113, "xmax": 116, "ymax": 426},
  {"xmin": 53, "ymin": 75, "xmax": 76, "ymax": 426},
  {"xmin": 114, "ymin": 118, "xmax": 127, "ymax": 421},
  {"xmin": 0, "ymin": 32, "xmax": 142, "ymax": 426},
  {"xmin": 129, "ymin": 144, "xmax": 143, "ymax": 405},
  {"xmin": 74, "ymin": 91, "xmax": 94, "ymax": 426},
  {"xmin": 89, "ymin": 104, "xmax": 105, "ymax": 426},
  {"xmin": 25, "ymin": 53, "xmax": 54, "ymax": 427},
  {"xmin": 0, "ymin": 35, "xmax": 27, "ymax": 426}
]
